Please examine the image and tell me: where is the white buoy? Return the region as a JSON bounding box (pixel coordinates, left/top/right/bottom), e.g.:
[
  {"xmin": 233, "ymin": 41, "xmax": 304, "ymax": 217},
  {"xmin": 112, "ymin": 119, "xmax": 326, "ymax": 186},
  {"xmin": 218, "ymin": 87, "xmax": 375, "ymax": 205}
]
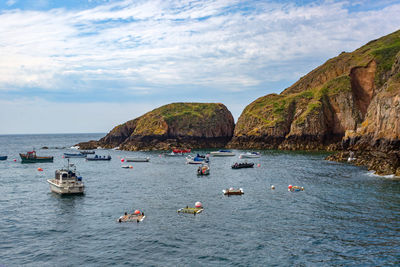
[{"xmin": 195, "ymin": 201, "xmax": 203, "ymax": 208}]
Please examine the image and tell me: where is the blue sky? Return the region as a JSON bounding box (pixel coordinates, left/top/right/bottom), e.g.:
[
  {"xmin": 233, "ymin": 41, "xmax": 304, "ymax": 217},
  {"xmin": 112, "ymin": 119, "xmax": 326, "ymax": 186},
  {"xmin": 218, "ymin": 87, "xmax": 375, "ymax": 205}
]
[{"xmin": 1, "ymin": 0, "xmax": 400, "ymax": 134}]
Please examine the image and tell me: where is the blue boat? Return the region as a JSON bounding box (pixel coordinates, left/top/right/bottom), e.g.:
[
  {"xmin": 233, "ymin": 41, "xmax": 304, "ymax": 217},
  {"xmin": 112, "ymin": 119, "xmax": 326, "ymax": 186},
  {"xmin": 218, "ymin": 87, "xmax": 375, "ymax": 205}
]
[
  {"xmin": 86, "ymin": 155, "xmax": 111, "ymax": 161},
  {"xmin": 64, "ymin": 153, "xmax": 86, "ymax": 158},
  {"xmin": 0, "ymin": 156, "xmax": 7, "ymax": 161}
]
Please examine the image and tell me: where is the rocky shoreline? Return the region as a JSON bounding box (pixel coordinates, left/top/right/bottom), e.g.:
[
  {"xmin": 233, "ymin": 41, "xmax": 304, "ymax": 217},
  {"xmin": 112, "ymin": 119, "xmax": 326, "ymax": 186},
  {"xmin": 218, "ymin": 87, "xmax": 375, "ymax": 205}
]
[{"xmin": 77, "ymin": 30, "xmax": 400, "ymax": 177}]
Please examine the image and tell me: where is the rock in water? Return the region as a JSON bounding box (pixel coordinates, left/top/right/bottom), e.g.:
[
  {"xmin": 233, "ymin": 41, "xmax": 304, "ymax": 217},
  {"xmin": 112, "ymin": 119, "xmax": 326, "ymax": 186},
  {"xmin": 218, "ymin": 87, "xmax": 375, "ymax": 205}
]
[{"xmin": 78, "ymin": 102, "xmax": 234, "ymax": 151}]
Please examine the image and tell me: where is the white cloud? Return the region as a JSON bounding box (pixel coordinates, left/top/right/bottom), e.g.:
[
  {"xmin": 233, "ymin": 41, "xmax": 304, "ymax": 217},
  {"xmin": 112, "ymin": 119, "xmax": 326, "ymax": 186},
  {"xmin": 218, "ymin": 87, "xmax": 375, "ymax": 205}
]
[
  {"xmin": 1, "ymin": 0, "xmax": 400, "ymax": 134},
  {"xmin": 6, "ymin": 0, "xmax": 16, "ymax": 7},
  {"xmin": 1, "ymin": 0, "xmax": 399, "ymax": 94}
]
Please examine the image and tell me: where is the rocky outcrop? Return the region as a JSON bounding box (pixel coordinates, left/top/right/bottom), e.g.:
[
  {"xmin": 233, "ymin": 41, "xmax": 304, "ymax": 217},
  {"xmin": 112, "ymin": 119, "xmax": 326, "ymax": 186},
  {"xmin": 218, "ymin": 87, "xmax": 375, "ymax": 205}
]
[
  {"xmin": 229, "ymin": 30, "xmax": 400, "ymax": 152},
  {"xmin": 230, "ymin": 29, "xmax": 400, "ymax": 175},
  {"xmin": 328, "ymin": 49, "xmax": 400, "ymax": 175},
  {"xmin": 78, "ymin": 102, "xmax": 235, "ymax": 151}
]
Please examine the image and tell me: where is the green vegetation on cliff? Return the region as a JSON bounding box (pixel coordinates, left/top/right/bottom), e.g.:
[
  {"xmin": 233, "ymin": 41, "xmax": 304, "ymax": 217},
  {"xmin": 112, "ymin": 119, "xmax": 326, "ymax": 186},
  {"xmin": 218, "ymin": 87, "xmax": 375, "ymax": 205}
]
[
  {"xmin": 85, "ymin": 102, "xmax": 235, "ymax": 151},
  {"xmin": 232, "ymin": 29, "xmax": 400, "ymax": 149}
]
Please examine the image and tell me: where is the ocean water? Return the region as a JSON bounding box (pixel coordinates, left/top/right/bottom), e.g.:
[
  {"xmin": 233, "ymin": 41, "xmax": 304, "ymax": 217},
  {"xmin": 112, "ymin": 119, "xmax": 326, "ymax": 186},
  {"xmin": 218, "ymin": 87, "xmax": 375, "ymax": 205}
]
[{"xmin": 0, "ymin": 133, "xmax": 399, "ymax": 266}]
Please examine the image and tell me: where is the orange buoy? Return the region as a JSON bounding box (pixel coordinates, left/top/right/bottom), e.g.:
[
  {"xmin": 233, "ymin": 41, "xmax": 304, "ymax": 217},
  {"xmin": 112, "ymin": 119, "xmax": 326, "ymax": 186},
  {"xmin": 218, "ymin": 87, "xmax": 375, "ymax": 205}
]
[
  {"xmin": 134, "ymin": 210, "xmax": 140, "ymax": 215},
  {"xmin": 129, "ymin": 165, "xmax": 133, "ymax": 169},
  {"xmin": 37, "ymin": 167, "xmax": 43, "ymax": 171}
]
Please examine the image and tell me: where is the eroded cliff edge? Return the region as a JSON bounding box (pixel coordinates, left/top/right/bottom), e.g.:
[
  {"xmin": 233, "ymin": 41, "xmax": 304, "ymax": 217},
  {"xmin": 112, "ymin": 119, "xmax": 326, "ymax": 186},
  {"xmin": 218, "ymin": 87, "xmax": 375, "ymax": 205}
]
[
  {"xmin": 229, "ymin": 30, "xmax": 400, "ymax": 175},
  {"xmin": 78, "ymin": 102, "xmax": 235, "ymax": 151}
]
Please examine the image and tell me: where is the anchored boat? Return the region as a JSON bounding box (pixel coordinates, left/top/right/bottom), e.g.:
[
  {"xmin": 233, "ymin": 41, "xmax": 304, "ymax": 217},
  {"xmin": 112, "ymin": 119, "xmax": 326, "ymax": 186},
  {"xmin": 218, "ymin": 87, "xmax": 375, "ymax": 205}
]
[
  {"xmin": 79, "ymin": 150, "xmax": 95, "ymax": 154},
  {"xmin": 197, "ymin": 163, "xmax": 210, "ymax": 175},
  {"xmin": 288, "ymin": 185, "xmax": 304, "ymax": 192},
  {"xmin": 0, "ymin": 156, "xmax": 7, "ymax": 161},
  {"xmin": 20, "ymin": 151, "xmax": 53, "ymax": 163},
  {"xmin": 178, "ymin": 202, "xmax": 203, "ymax": 215},
  {"xmin": 239, "ymin": 152, "xmax": 261, "ymax": 158},
  {"xmin": 223, "ymin": 188, "xmax": 244, "ymax": 195},
  {"xmin": 47, "ymin": 161, "xmax": 84, "ymax": 194},
  {"xmin": 125, "ymin": 157, "xmax": 150, "ymax": 162},
  {"xmin": 118, "ymin": 210, "xmax": 145, "ymax": 223},
  {"xmin": 86, "ymin": 155, "xmax": 111, "ymax": 161},
  {"xmin": 64, "ymin": 152, "xmax": 86, "ymax": 158},
  {"xmin": 231, "ymin": 162, "xmax": 254, "ymax": 169},
  {"xmin": 186, "ymin": 154, "xmax": 209, "ymax": 164},
  {"xmin": 210, "ymin": 150, "xmax": 235, "ymax": 157}
]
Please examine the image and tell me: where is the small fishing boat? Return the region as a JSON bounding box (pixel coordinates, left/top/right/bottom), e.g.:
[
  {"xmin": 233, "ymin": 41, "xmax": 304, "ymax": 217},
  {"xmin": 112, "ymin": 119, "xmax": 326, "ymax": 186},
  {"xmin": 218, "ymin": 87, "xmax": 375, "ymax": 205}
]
[
  {"xmin": 80, "ymin": 150, "xmax": 95, "ymax": 154},
  {"xmin": 165, "ymin": 152, "xmax": 185, "ymax": 157},
  {"xmin": 118, "ymin": 210, "xmax": 145, "ymax": 223},
  {"xmin": 186, "ymin": 155, "xmax": 209, "ymax": 164},
  {"xmin": 20, "ymin": 151, "xmax": 53, "ymax": 163},
  {"xmin": 210, "ymin": 150, "xmax": 235, "ymax": 157},
  {"xmin": 121, "ymin": 165, "xmax": 133, "ymax": 169},
  {"xmin": 177, "ymin": 202, "xmax": 203, "ymax": 215},
  {"xmin": 231, "ymin": 162, "xmax": 254, "ymax": 169},
  {"xmin": 0, "ymin": 156, "xmax": 7, "ymax": 161},
  {"xmin": 47, "ymin": 161, "xmax": 84, "ymax": 194},
  {"xmin": 173, "ymin": 148, "xmax": 191, "ymax": 154},
  {"xmin": 239, "ymin": 152, "xmax": 261, "ymax": 158},
  {"xmin": 86, "ymin": 155, "xmax": 111, "ymax": 161},
  {"xmin": 223, "ymin": 188, "xmax": 244, "ymax": 195},
  {"xmin": 288, "ymin": 185, "xmax": 304, "ymax": 192},
  {"xmin": 125, "ymin": 157, "xmax": 150, "ymax": 162},
  {"xmin": 64, "ymin": 152, "xmax": 86, "ymax": 158},
  {"xmin": 197, "ymin": 163, "xmax": 210, "ymax": 175}
]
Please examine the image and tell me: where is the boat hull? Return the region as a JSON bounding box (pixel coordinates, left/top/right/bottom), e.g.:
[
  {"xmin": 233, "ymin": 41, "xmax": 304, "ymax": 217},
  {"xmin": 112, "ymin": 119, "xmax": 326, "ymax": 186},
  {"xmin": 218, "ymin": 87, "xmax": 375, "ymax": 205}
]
[
  {"xmin": 0, "ymin": 156, "xmax": 7, "ymax": 160},
  {"xmin": 47, "ymin": 179, "xmax": 84, "ymax": 194},
  {"xmin": 125, "ymin": 157, "xmax": 149, "ymax": 162},
  {"xmin": 64, "ymin": 153, "xmax": 86, "ymax": 158},
  {"xmin": 21, "ymin": 157, "xmax": 53, "ymax": 163},
  {"xmin": 210, "ymin": 152, "xmax": 235, "ymax": 157},
  {"xmin": 239, "ymin": 153, "xmax": 261, "ymax": 158},
  {"xmin": 86, "ymin": 156, "xmax": 111, "ymax": 161}
]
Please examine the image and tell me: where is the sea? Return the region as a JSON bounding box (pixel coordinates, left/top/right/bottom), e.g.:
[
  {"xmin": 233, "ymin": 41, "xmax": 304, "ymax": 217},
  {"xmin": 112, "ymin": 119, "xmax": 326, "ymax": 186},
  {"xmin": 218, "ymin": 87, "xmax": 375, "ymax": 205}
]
[{"xmin": 0, "ymin": 133, "xmax": 399, "ymax": 266}]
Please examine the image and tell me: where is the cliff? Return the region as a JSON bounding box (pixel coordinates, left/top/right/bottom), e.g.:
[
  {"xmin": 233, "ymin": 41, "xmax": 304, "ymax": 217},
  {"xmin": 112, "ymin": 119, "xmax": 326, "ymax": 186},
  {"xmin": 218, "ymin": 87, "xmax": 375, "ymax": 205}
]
[
  {"xmin": 78, "ymin": 102, "xmax": 235, "ymax": 151},
  {"xmin": 230, "ymin": 30, "xmax": 400, "ymax": 154},
  {"xmin": 326, "ymin": 48, "xmax": 400, "ymax": 175}
]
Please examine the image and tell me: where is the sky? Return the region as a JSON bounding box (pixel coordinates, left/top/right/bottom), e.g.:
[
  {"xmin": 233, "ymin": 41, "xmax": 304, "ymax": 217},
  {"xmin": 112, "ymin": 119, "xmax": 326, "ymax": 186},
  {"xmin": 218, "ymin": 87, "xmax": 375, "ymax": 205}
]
[{"xmin": 0, "ymin": 0, "xmax": 400, "ymax": 134}]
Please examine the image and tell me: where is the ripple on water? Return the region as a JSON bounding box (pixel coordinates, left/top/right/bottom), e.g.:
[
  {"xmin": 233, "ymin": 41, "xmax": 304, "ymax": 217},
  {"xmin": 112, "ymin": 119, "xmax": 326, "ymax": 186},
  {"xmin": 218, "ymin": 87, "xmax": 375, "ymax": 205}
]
[{"xmin": 0, "ymin": 135, "xmax": 399, "ymax": 266}]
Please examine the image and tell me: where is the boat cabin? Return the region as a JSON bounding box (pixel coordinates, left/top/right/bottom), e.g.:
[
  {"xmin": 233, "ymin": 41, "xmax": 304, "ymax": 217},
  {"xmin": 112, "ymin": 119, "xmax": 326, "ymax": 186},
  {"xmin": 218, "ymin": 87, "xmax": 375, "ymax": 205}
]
[{"xmin": 54, "ymin": 169, "xmax": 80, "ymax": 182}]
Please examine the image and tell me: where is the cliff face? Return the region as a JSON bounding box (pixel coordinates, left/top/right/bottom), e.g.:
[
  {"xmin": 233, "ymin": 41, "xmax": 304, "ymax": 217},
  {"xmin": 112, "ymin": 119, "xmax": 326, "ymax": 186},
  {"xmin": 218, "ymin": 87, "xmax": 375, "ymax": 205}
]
[
  {"xmin": 230, "ymin": 30, "xmax": 400, "ymax": 155},
  {"xmin": 327, "ymin": 50, "xmax": 400, "ymax": 175},
  {"xmin": 79, "ymin": 102, "xmax": 235, "ymax": 151}
]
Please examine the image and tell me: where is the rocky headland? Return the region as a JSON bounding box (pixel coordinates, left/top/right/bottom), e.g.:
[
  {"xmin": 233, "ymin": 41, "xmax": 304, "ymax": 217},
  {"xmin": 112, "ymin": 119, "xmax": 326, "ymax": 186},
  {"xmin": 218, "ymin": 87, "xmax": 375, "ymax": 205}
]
[
  {"xmin": 78, "ymin": 30, "xmax": 400, "ymax": 176},
  {"xmin": 229, "ymin": 29, "xmax": 400, "ymax": 175},
  {"xmin": 78, "ymin": 102, "xmax": 234, "ymax": 151}
]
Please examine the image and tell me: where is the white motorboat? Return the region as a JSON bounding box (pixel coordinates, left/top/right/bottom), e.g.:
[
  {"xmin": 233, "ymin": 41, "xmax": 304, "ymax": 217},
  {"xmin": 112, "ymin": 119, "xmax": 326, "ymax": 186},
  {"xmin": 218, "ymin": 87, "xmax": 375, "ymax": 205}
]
[
  {"xmin": 239, "ymin": 152, "xmax": 261, "ymax": 158},
  {"xmin": 125, "ymin": 157, "xmax": 150, "ymax": 162},
  {"xmin": 47, "ymin": 162, "xmax": 84, "ymax": 194},
  {"xmin": 186, "ymin": 155, "xmax": 209, "ymax": 164},
  {"xmin": 210, "ymin": 150, "xmax": 235, "ymax": 157}
]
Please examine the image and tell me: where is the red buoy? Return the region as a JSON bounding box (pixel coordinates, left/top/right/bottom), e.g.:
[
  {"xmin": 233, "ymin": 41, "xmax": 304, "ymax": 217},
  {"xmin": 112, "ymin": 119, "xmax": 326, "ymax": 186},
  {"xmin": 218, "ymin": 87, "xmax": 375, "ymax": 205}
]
[{"xmin": 134, "ymin": 210, "xmax": 140, "ymax": 215}]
